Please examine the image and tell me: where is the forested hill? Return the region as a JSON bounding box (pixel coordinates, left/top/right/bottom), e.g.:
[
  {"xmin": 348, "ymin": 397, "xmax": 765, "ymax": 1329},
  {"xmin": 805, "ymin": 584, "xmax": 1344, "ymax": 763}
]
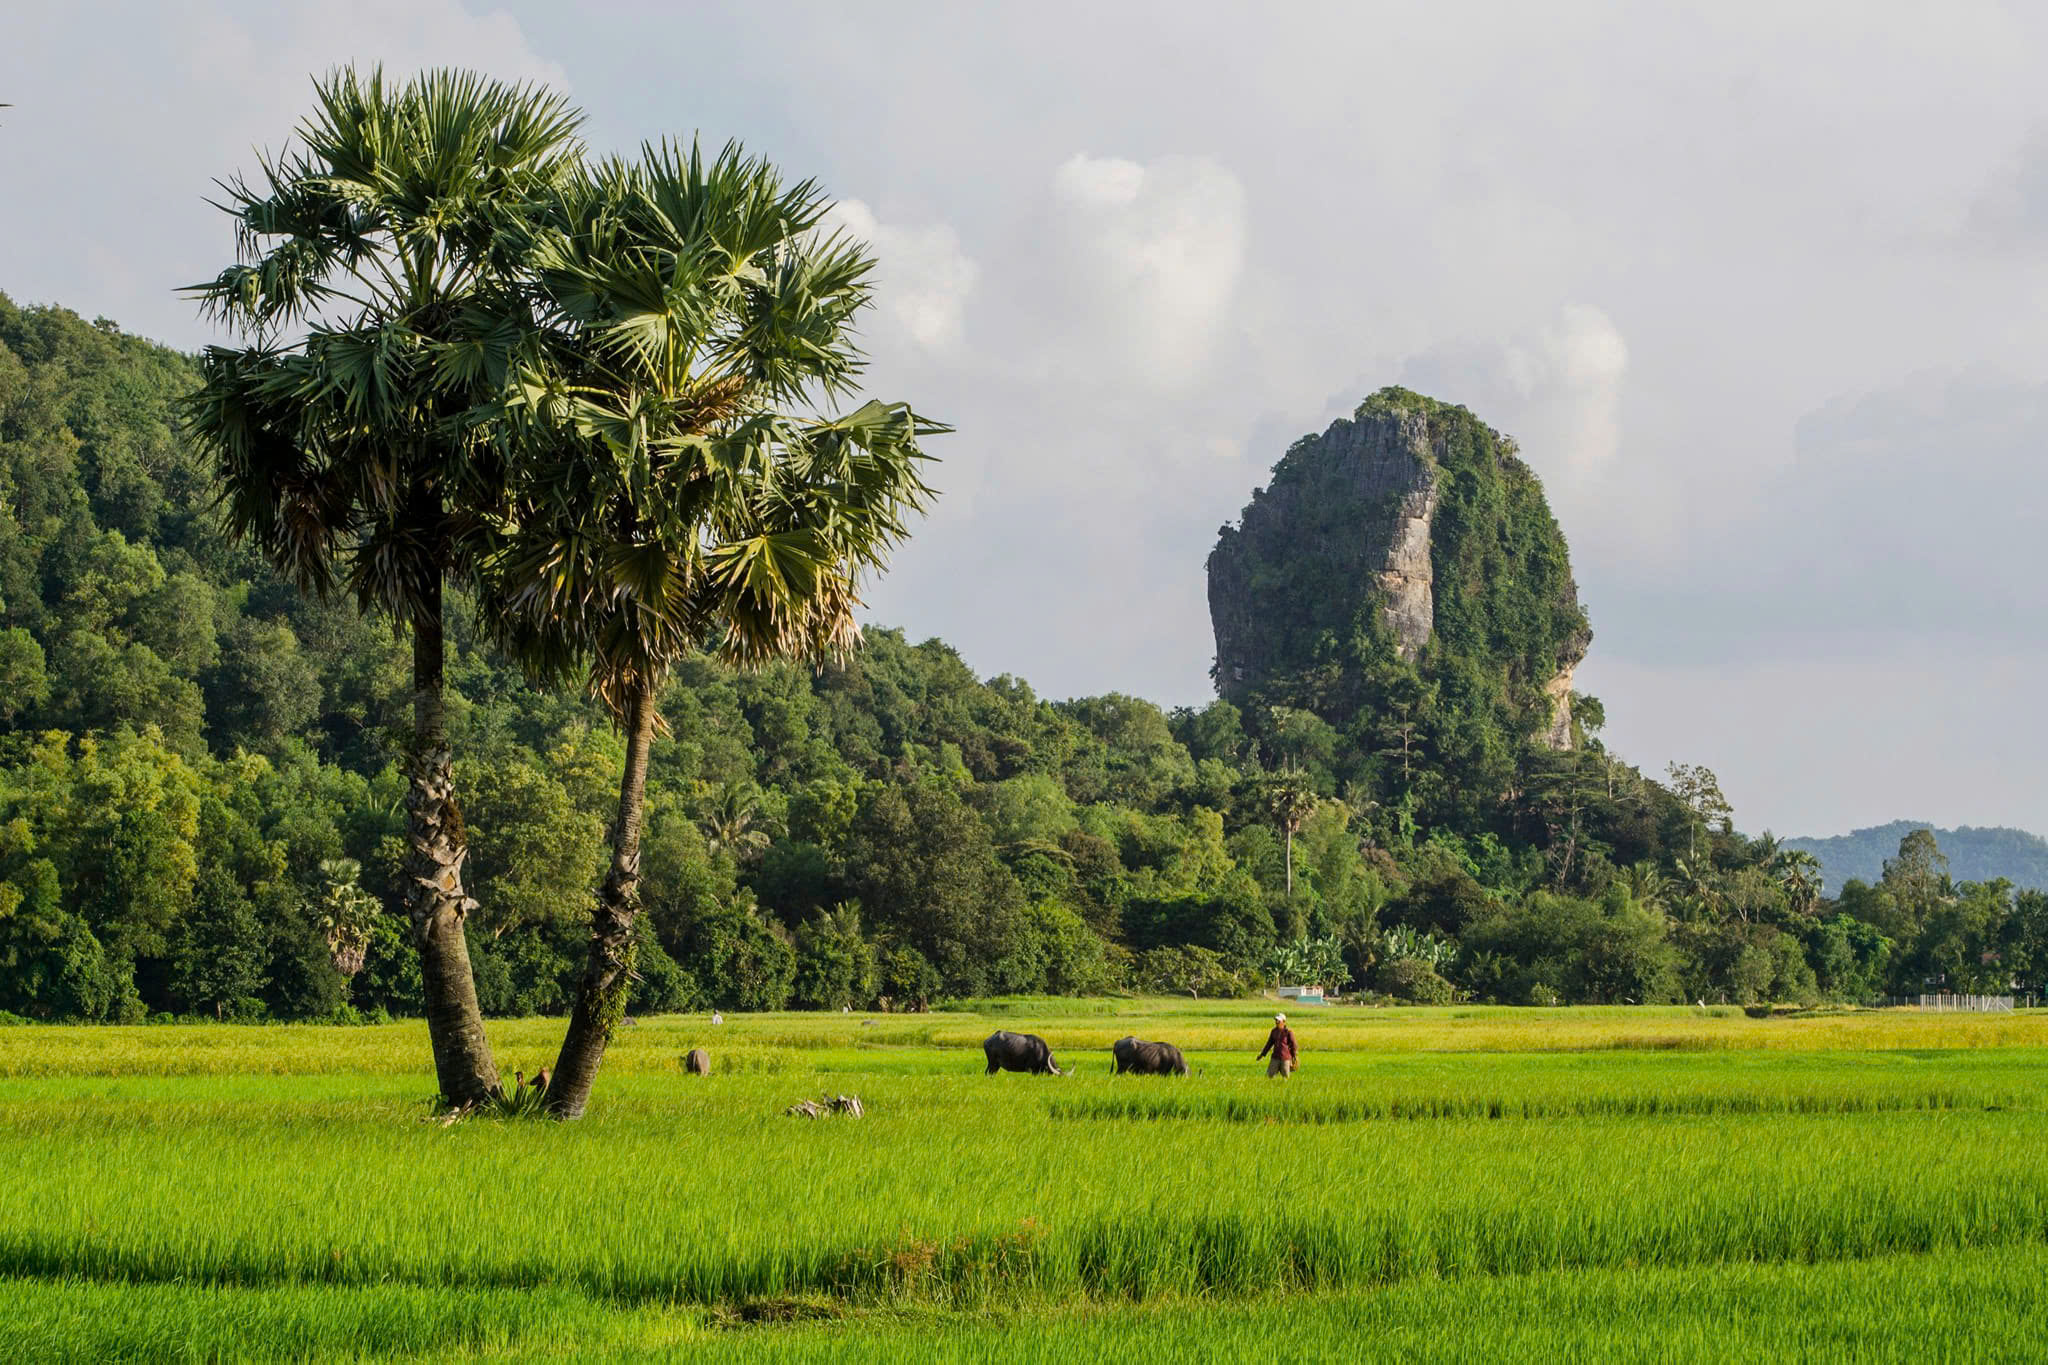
[
  {"xmin": 1208, "ymin": 388, "xmax": 1589, "ymax": 761},
  {"xmin": 4, "ymin": 291, "xmax": 2045, "ymax": 1024},
  {"xmin": 1784, "ymin": 823, "xmax": 2048, "ymax": 896}
]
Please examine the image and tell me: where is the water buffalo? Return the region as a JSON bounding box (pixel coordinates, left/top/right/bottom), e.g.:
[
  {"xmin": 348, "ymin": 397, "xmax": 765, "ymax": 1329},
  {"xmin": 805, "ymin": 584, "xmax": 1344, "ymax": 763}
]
[
  {"xmin": 983, "ymin": 1029, "xmax": 1064, "ymax": 1076},
  {"xmin": 1112, "ymin": 1036, "xmax": 1190, "ymax": 1076}
]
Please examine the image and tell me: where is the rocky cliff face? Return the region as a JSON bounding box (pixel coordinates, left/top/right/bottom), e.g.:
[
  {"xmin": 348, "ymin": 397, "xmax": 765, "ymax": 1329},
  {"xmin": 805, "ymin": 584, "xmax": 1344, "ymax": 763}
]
[{"xmin": 1207, "ymin": 388, "xmax": 1588, "ymax": 750}]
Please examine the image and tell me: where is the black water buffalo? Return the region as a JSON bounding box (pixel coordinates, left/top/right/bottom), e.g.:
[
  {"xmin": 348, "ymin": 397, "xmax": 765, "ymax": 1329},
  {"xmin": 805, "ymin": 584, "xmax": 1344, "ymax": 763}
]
[
  {"xmin": 983, "ymin": 1029, "xmax": 1063, "ymax": 1076},
  {"xmin": 1112, "ymin": 1036, "xmax": 1189, "ymax": 1076}
]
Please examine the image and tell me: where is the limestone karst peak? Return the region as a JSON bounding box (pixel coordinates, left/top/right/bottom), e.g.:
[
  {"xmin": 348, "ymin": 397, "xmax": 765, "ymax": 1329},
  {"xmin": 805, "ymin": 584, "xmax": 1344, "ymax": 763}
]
[{"xmin": 1207, "ymin": 387, "xmax": 1588, "ymax": 752}]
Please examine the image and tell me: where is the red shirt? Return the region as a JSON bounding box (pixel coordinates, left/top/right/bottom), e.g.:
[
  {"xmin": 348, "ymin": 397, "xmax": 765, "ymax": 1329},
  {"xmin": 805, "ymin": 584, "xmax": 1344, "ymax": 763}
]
[{"xmin": 1259, "ymin": 1025, "xmax": 1297, "ymax": 1062}]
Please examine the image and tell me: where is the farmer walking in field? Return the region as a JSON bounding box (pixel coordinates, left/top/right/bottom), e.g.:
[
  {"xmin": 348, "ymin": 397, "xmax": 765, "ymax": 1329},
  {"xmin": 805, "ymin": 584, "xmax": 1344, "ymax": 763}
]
[{"xmin": 1258, "ymin": 1013, "xmax": 1297, "ymax": 1078}]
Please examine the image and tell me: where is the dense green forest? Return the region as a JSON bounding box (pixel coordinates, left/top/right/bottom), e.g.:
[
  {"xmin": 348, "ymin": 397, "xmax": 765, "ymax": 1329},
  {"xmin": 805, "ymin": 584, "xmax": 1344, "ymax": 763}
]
[
  {"xmin": 1785, "ymin": 822, "xmax": 2048, "ymax": 897},
  {"xmin": 2, "ymin": 291, "xmax": 2042, "ymax": 1022}
]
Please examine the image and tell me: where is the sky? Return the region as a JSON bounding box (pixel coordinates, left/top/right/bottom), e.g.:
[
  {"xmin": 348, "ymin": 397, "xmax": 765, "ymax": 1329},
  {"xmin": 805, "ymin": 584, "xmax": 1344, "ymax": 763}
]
[{"xmin": 5, "ymin": 0, "xmax": 2048, "ymax": 838}]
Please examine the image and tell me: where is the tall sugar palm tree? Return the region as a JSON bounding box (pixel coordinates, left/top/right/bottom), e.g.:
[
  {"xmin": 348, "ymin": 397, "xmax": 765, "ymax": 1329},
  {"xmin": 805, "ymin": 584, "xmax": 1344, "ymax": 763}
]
[
  {"xmin": 479, "ymin": 140, "xmax": 942, "ymax": 1118},
  {"xmin": 184, "ymin": 67, "xmax": 584, "ymax": 1107},
  {"xmin": 1261, "ymin": 770, "xmax": 1320, "ymax": 897}
]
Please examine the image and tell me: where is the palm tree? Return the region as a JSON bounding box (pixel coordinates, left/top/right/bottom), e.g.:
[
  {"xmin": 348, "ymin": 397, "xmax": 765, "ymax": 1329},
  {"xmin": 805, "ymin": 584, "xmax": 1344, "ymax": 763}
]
[
  {"xmin": 1624, "ymin": 860, "xmax": 1669, "ymax": 916},
  {"xmin": 1772, "ymin": 847, "xmax": 1825, "ymax": 916},
  {"xmin": 184, "ymin": 67, "xmax": 584, "ymax": 1107},
  {"xmin": 1260, "ymin": 770, "xmax": 1320, "ymax": 898},
  {"xmin": 1673, "ymin": 856, "xmax": 1724, "ymax": 923},
  {"xmin": 316, "ymin": 858, "xmax": 380, "ymax": 978},
  {"xmin": 479, "ymin": 140, "xmax": 942, "ymax": 1119},
  {"xmin": 700, "ymin": 779, "xmax": 773, "ymax": 863}
]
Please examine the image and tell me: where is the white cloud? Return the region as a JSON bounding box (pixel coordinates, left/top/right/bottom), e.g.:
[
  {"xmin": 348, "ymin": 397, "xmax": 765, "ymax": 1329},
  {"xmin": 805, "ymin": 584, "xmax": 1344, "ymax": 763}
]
[
  {"xmin": 1687, "ymin": 369, "xmax": 2048, "ymax": 653},
  {"xmin": 1, "ymin": 0, "xmax": 567, "ymax": 347},
  {"xmin": 1401, "ymin": 304, "xmax": 1629, "ymax": 481},
  {"xmin": 1054, "ymin": 155, "xmax": 1148, "ymax": 206},
  {"xmin": 1966, "ymin": 128, "xmax": 2048, "ymax": 251},
  {"xmin": 1535, "ymin": 305, "xmax": 1630, "ymax": 478},
  {"xmin": 1048, "ymin": 153, "xmax": 1247, "ymax": 387},
  {"xmin": 847, "ymin": 152, "xmax": 1261, "ymax": 702},
  {"xmin": 820, "ymin": 199, "xmax": 978, "ymax": 352}
]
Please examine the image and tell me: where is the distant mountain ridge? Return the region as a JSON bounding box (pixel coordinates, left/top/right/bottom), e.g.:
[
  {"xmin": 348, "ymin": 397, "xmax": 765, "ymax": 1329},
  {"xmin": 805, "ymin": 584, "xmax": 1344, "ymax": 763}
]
[{"xmin": 1783, "ymin": 822, "xmax": 2048, "ymax": 896}]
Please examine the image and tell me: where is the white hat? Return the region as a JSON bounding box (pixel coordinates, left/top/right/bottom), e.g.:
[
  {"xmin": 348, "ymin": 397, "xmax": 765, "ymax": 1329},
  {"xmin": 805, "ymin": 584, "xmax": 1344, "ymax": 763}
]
[{"xmin": 1274, "ymin": 1013, "xmax": 1286, "ymax": 1023}]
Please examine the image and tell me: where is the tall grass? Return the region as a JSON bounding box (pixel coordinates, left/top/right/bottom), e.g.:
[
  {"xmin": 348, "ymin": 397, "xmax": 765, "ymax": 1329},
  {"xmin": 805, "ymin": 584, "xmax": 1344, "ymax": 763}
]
[
  {"xmin": 720, "ymin": 1245, "xmax": 2048, "ymax": 1363},
  {"xmin": 4, "ymin": 1003, "xmax": 2047, "ymax": 1358},
  {"xmin": 0, "ymin": 1277, "xmax": 690, "ymax": 1363},
  {"xmin": 1052, "ymin": 1088, "xmax": 2005, "ymax": 1123},
  {"xmin": 7, "ymin": 1002, "xmax": 2048, "ymax": 1078},
  {"xmin": 1, "ymin": 1079, "xmax": 2046, "ymax": 1304},
  {"xmin": 3, "ymin": 1245, "xmax": 2043, "ymax": 1362}
]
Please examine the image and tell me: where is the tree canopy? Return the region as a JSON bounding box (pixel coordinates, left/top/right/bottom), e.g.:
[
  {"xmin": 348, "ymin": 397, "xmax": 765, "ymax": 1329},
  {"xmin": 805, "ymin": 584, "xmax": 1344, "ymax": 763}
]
[{"xmin": 0, "ymin": 289, "xmax": 2034, "ymax": 1022}]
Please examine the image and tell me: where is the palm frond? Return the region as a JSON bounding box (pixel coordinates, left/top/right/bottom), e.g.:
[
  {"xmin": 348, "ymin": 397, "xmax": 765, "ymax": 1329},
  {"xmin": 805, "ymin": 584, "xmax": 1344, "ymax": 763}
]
[{"xmin": 183, "ymin": 65, "xmax": 586, "ymax": 623}]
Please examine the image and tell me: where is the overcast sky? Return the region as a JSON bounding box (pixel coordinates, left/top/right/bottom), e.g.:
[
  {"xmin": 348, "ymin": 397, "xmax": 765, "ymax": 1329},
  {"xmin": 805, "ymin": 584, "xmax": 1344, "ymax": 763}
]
[{"xmin": 6, "ymin": 1, "xmax": 2048, "ymax": 838}]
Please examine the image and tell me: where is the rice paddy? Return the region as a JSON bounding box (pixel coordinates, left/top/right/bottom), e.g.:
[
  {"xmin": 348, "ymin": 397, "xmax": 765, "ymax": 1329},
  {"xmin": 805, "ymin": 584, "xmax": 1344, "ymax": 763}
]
[{"xmin": 5, "ymin": 1000, "xmax": 2046, "ymax": 1360}]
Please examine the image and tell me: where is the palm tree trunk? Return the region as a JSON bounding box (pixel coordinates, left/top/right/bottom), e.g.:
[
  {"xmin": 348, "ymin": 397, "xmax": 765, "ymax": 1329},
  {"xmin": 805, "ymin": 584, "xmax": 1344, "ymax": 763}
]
[
  {"xmin": 1284, "ymin": 828, "xmax": 1294, "ymax": 898},
  {"xmin": 548, "ymin": 677, "xmax": 657, "ymax": 1120},
  {"xmin": 405, "ymin": 584, "xmax": 500, "ymax": 1108}
]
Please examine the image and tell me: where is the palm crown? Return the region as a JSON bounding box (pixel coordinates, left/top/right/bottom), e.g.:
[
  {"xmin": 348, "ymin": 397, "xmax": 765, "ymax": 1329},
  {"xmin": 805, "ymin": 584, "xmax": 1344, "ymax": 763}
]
[
  {"xmin": 480, "ymin": 138, "xmax": 942, "ymax": 716},
  {"xmin": 185, "ymin": 66, "xmax": 584, "ymax": 616}
]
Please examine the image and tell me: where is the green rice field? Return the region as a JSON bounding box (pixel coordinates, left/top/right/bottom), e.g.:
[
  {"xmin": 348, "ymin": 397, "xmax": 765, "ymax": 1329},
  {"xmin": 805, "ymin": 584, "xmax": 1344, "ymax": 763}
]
[{"xmin": 5, "ymin": 1001, "xmax": 2047, "ymax": 1360}]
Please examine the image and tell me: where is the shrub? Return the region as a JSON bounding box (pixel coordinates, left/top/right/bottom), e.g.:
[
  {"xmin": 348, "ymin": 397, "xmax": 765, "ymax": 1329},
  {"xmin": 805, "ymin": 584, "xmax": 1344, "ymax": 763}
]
[
  {"xmin": 880, "ymin": 944, "xmax": 942, "ymax": 1010},
  {"xmin": 792, "ymin": 905, "xmax": 878, "ymax": 1010},
  {"xmin": 1122, "ymin": 885, "xmax": 1276, "ymax": 974},
  {"xmin": 1460, "ymin": 888, "xmax": 1681, "ymax": 1005},
  {"xmin": 470, "ymin": 920, "xmax": 579, "ymax": 1016},
  {"xmin": 1729, "ymin": 944, "xmax": 1775, "ymax": 1005},
  {"xmin": 0, "ymin": 875, "xmax": 128, "ymax": 1021},
  {"xmin": 628, "ymin": 920, "xmax": 698, "ymax": 1015},
  {"xmin": 311, "ymin": 1003, "xmax": 388, "ymax": 1026},
  {"xmin": 1136, "ymin": 944, "xmax": 1251, "ymax": 998},
  {"xmin": 685, "ymin": 906, "xmax": 796, "ymax": 1012},
  {"xmin": 353, "ymin": 917, "xmax": 424, "ymax": 1016},
  {"xmin": 1028, "ymin": 901, "xmax": 1121, "ymax": 996},
  {"xmin": 1375, "ymin": 957, "xmax": 1456, "ymax": 1004}
]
